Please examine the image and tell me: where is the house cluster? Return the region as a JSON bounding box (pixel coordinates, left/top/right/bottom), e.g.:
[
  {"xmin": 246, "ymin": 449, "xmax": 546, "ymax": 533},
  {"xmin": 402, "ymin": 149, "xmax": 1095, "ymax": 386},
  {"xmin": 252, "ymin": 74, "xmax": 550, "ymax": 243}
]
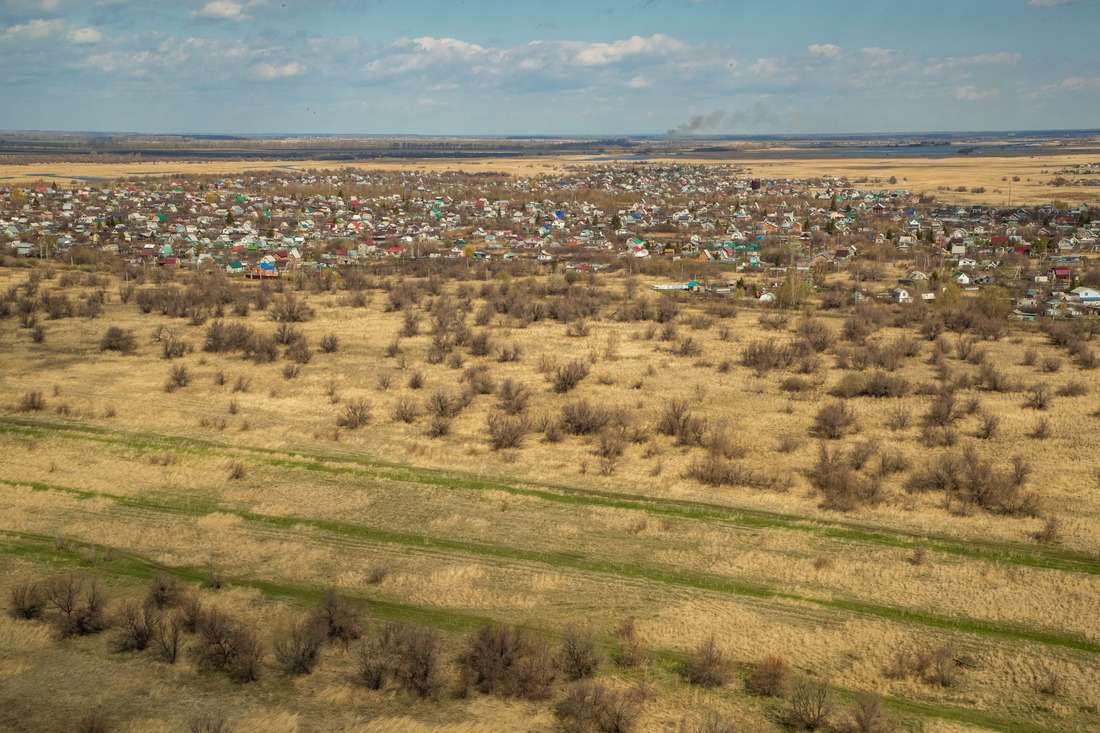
[{"xmin": 2, "ymin": 168, "xmax": 1096, "ymax": 309}]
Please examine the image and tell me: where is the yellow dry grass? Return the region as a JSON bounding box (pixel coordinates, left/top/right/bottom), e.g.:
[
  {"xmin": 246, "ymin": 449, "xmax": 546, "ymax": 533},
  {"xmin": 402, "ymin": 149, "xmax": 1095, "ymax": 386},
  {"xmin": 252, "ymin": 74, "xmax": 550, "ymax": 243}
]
[
  {"xmin": 2, "ymin": 146, "xmax": 1097, "ymax": 206},
  {"xmin": 2, "ymin": 266, "xmax": 1100, "ymax": 732}
]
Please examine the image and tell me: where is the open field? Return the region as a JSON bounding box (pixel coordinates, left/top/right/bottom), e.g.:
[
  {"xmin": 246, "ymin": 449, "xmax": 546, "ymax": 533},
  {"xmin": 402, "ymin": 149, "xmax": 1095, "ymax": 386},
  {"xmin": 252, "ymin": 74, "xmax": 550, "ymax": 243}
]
[
  {"xmin": 2, "ymin": 260, "xmax": 1100, "ymax": 732},
  {"xmin": 2, "ymin": 148, "xmax": 1097, "ymax": 207}
]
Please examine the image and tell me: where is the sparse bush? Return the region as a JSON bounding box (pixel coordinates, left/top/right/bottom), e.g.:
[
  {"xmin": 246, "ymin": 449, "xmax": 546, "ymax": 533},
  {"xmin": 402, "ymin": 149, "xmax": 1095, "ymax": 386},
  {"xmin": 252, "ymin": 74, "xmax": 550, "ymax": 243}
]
[
  {"xmin": 193, "ymin": 607, "xmax": 263, "ymax": 683},
  {"xmin": 99, "ymin": 326, "xmax": 136, "ymax": 354},
  {"xmin": 740, "ymin": 339, "xmax": 794, "ymax": 375},
  {"xmin": 1024, "ymin": 384, "xmax": 1052, "ymax": 410},
  {"xmin": 560, "ymin": 400, "xmax": 612, "ymax": 435},
  {"xmin": 274, "ymin": 616, "xmax": 327, "ymax": 676},
  {"xmin": 1034, "ymin": 515, "xmax": 1062, "ymax": 544},
  {"xmin": 976, "ymin": 413, "xmax": 1000, "ymax": 439},
  {"xmin": 337, "ymin": 399, "xmax": 372, "ymax": 429},
  {"xmin": 746, "ymin": 654, "xmax": 792, "ymax": 697},
  {"xmin": 270, "ymin": 294, "xmax": 314, "ymax": 322},
  {"xmin": 811, "ymin": 402, "xmax": 858, "ymax": 440},
  {"xmin": 685, "ymin": 636, "xmax": 733, "ymax": 688},
  {"xmin": 18, "ymin": 390, "xmax": 45, "ymax": 412},
  {"xmin": 497, "ymin": 378, "xmax": 530, "ymax": 415},
  {"xmin": 787, "ymin": 676, "xmax": 834, "ymax": 731},
  {"xmin": 9, "ymin": 579, "xmax": 46, "ymax": 620},
  {"xmin": 392, "ymin": 396, "xmax": 420, "ymax": 423},
  {"xmin": 558, "ymin": 625, "xmax": 605, "ymax": 681},
  {"xmin": 1028, "ymin": 417, "xmax": 1052, "ymax": 439},
  {"xmin": 164, "ymin": 364, "xmax": 191, "ymax": 392},
  {"xmin": 458, "ymin": 623, "xmax": 556, "ymax": 700},
  {"xmin": 839, "ymin": 691, "xmax": 900, "ymax": 733},
  {"xmin": 555, "ymin": 680, "xmax": 642, "ymax": 733},
  {"xmin": 319, "ymin": 333, "xmax": 339, "ymax": 353},
  {"xmin": 146, "ymin": 573, "xmax": 185, "ymax": 610},
  {"xmin": 46, "ymin": 573, "xmax": 110, "ymax": 638},
  {"xmin": 552, "ymin": 360, "xmax": 591, "ymax": 393},
  {"xmin": 309, "ymin": 587, "xmax": 364, "ymax": 646},
  {"xmin": 110, "ymin": 601, "xmax": 161, "ymax": 653},
  {"xmin": 612, "ymin": 617, "xmax": 649, "ymax": 669},
  {"xmin": 487, "ymin": 411, "xmax": 528, "ymax": 450}
]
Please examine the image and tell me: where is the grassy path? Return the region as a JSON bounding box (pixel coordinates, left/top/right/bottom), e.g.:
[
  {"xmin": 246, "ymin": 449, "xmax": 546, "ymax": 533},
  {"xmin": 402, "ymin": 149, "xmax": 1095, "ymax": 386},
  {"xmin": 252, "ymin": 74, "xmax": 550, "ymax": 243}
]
[
  {"xmin": 6, "ymin": 474, "xmax": 1099, "ymax": 655},
  {"xmin": 0, "ymin": 529, "xmax": 1070, "ymax": 733},
  {"xmin": 3, "ymin": 415, "xmax": 1099, "ymax": 577}
]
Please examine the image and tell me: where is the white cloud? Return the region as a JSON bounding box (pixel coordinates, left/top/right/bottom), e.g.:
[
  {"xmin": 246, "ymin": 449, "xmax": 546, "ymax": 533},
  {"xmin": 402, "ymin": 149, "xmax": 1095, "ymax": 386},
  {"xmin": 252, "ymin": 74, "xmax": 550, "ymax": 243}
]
[
  {"xmin": 628, "ymin": 75, "xmax": 649, "ymax": 88},
  {"xmin": 250, "ymin": 61, "xmax": 305, "ymax": 79},
  {"xmin": 1027, "ymin": 0, "xmax": 1080, "ymax": 6},
  {"xmin": 807, "ymin": 43, "xmax": 842, "ymax": 58},
  {"xmin": 955, "ymin": 85, "xmax": 1000, "ymax": 100},
  {"xmin": 191, "ymin": 1, "xmax": 246, "ymax": 21},
  {"xmin": 66, "ymin": 26, "xmax": 102, "ymax": 44},
  {"xmin": 4, "ymin": 18, "xmax": 64, "ymax": 38},
  {"xmin": 571, "ymin": 34, "xmax": 684, "ymax": 66}
]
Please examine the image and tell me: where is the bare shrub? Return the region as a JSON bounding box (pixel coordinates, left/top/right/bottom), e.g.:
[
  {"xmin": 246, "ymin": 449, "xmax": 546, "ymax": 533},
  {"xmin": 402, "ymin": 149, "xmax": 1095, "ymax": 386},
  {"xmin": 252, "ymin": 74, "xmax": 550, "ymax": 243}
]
[
  {"xmin": 975, "ymin": 413, "xmax": 1000, "ymax": 439},
  {"xmin": 146, "ymin": 573, "xmax": 185, "ymax": 610},
  {"xmin": 227, "ymin": 461, "xmax": 246, "ymax": 480},
  {"xmin": 406, "ymin": 370, "xmax": 425, "ymax": 390},
  {"xmin": 808, "ymin": 443, "xmax": 882, "ymax": 511},
  {"xmin": 18, "ymin": 390, "xmax": 46, "ymax": 412},
  {"xmin": 612, "ymin": 617, "xmax": 649, "ymax": 669},
  {"xmin": 319, "ymin": 333, "xmax": 339, "ymax": 353},
  {"xmin": 270, "ymin": 294, "xmax": 314, "ymax": 322},
  {"xmin": 558, "ymin": 625, "xmax": 605, "ymax": 681},
  {"xmin": 1024, "ymin": 384, "xmax": 1052, "ymax": 410},
  {"xmin": 487, "ymin": 411, "xmax": 528, "ymax": 450},
  {"xmin": 560, "ymin": 400, "xmax": 612, "ymax": 435},
  {"xmin": 811, "ymin": 402, "xmax": 858, "ymax": 440},
  {"xmin": 1028, "ymin": 417, "xmax": 1051, "ymax": 440},
  {"xmin": 746, "ymin": 654, "xmax": 792, "ymax": 697},
  {"xmin": 393, "ymin": 624, "xmax": 446, "ymax": 699},
  {"xmin": 497, "ymin": 378, "xmax": 530, "ymax": 415},
  {"xmin": 555, "ymin": 680, "xmax": 642, "ymax": 733},
  {"xmin": 164, "ymin": 364, "xmax": 191, "ymax": 393},
  {"xmin": 463, "ymin": 364, "xmax": 496, "ymax": 394},
  {"xmin": 392, "ymin": 396, "xmax": 420, "ymax": 423},
  {"xmin": 552, "ymin": 360, "xmax": 591, "ymax": 393},
  {"xmin": 9, "ymin": 579, "xmax": 46, "ymax": 620},
  {"xmin": 1057, "ymin": 380, "xmax": 1089, "ymax": 397},
  {"xmin": 309, "ymin": 587, "xmax": 364, "ymax": 646},
  {"xmin": 193, "ymin": 607, "xmax": 264, "ymax": 683},
  {"xmin": 46, "ymin": 574, "xmax": 110, "ymax": 638},
  {"xmin": 457, "ymin": 623, "xmax": 557, "ymax": 700},
  {"xmin": 740, "ymin": 339, "xmax": 794, "ymax": 374},
  {"xmin": 787, "ymin": 676, "xmax": 834, "ymax": 731},
  {"xmin": 110, "ymin": 601, "xmax": 161, "ymax": 653},
  {"xmin": 274, "ymin": 616, "xmax": 327, "ymax": 676},
  {"xmin": 685, "ymin": 636, "xmax": 733, "ymax": 688},
  {"xmin": 1033, "ymin": 516, "xmax": 1062, "ymax": 544},
  {"xmin": 99, "ymin": 326, "xmax": 137, "ymax": 354},
  {"xmin": 839, "ymin": 691, "xmax": 900, "ymax": 733},
  {"xmin": 337, "ymin": 399, "xmax": 372, "ymax": 429}
]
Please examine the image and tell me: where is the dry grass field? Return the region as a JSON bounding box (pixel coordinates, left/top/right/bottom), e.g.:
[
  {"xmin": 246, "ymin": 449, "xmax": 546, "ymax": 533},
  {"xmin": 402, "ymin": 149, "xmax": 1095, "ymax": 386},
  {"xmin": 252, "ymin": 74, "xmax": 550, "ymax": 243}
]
[
  {"xmin": 2, "ymin": 146, "xmax": 1097, "ymax": 207},
  {"xmin": 1, "ymin": 262, "xmax": 1100, "ymax": 733}
]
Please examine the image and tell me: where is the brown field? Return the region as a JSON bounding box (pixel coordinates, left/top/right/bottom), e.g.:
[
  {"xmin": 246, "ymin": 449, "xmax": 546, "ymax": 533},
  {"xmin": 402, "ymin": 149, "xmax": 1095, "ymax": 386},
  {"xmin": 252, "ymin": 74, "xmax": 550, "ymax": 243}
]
[
  {"xmin": 2, "ymin": 263, "xmax": 1100, "ymax": 733},
  {"xmin": 2, "ymin": 148, "xmax": 1098, "ymax": 207}
]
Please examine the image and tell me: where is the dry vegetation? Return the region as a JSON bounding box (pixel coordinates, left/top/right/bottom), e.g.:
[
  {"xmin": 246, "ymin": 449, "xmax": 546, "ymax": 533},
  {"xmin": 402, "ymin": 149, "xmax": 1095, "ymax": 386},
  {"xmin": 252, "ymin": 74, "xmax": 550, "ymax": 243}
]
[{"xmin": 1, "ymin": 256, "xmax": 1100, "ymax": 733}]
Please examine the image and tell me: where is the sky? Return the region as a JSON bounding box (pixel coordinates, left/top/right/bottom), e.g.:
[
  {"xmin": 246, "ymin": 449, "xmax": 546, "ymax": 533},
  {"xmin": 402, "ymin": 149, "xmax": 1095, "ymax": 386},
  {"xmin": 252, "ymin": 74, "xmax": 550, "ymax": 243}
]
[{"xmin": 1, "ymin": 0, "xmax": 1098, "ymax": 136}]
